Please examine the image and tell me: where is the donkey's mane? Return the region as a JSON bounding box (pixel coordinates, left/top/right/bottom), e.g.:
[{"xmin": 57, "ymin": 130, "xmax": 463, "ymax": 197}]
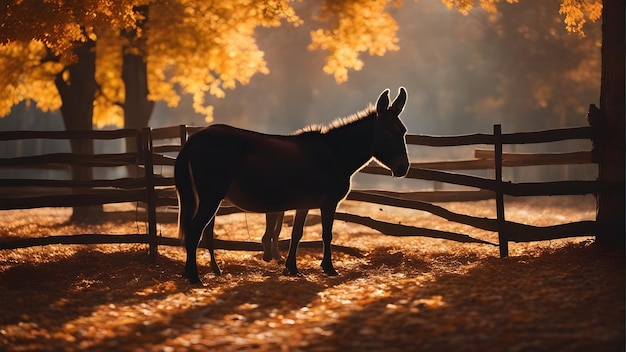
[{"xmin": 293, "ymin": 104, "xmax": 376, "ymax": 135}]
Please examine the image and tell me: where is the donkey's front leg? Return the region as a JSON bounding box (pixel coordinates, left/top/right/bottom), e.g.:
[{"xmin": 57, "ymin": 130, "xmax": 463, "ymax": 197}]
[
  {"xmin": 283, "ymin": 209, "xmax": 308, "ymax": 276},
  {"xmin": 183, "ymin": 245, "xmax": 201, "ymax": 284},
  {"xmin": 320, "ymin": 206, "xmax": 338, "ymax": 276}
]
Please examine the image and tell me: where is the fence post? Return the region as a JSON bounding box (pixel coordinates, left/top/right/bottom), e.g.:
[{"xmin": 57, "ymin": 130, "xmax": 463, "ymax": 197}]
[
  {"xmin": 142, "ymin": 127, "xmax": 158, "ymax": 262},
  {"xmin": 494, "ymin": 124, "xmax": 508, "ymax": 257},
  {"xmin": 179, "ymin": 124, "xmax": 188, "ymax": 146}
]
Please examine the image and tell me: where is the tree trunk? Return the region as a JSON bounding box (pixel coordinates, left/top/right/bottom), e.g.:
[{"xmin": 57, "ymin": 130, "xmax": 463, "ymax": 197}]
[
  {"xmin": 54, "ymin": 39, "xmax": 104, "ymax": 222},
  {"xmin": 123, "ymin": 51, "xmax": 155, "ymax": 177},
  {"xmin": 122, "ymin": 4, "xmax": 155, "ymax": 177},
  {"xmin": 596, "ymin": 0, "xmax": 625, "ymax": 247}
]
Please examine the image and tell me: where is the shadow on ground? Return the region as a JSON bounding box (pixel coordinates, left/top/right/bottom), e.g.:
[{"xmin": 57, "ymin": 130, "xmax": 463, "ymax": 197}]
[{"xmin": 0, "ymin": 242, "xmax": 623, "ymax": 351}]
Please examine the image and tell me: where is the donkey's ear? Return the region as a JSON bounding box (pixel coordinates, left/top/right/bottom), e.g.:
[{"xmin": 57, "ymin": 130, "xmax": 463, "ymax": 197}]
[
  {"xmin": 390, "ymin": 87, "xmax": 407, "ymax": 113},
  {"xmin": 376, "ymin": 89, "xmax": 390, "ymax": 114}
]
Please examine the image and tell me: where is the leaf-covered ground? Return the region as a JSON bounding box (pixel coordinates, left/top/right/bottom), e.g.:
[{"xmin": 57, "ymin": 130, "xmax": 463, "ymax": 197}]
[{"xmin": 0, "ymin": 196, "xmax": 623, "ymax": 351}]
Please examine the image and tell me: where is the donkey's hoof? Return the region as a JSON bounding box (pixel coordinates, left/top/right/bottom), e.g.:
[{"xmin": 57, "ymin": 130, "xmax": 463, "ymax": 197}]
[
  {"xmin": 210, "ymin": 264, "xmax": 222, "ymax": 277},
  {"xmin": 322, "ymin": 266, "xmax": 339, "ymax": 276},
  {"xmin": 262, "ymin": 254, "xmax": 273, "ymax": 262},
  {"xmin": 183, "ymin": 272, "xmax": 203, "ymax": 285},
  {"xmin": 282, "ymin": 268, "xmax": 303, "ymax": 277}
]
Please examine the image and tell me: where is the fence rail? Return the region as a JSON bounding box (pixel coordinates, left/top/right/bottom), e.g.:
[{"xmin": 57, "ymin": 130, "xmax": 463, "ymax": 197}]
[{"xmin": 0, "ymin": 122, "xmax": 603, "ymax": 257}]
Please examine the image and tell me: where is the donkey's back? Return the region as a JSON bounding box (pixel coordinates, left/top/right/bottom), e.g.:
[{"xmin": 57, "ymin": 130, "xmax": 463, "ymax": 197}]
[{"xmin": 176, "ymin": 124, "xmax": 342, "ymax": 213}]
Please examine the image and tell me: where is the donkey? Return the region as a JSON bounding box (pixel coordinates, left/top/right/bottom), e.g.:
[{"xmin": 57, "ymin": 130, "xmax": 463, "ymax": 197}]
[{"xmin": 175, "ymin": 87, "xmax": 409, "ymax": 284}]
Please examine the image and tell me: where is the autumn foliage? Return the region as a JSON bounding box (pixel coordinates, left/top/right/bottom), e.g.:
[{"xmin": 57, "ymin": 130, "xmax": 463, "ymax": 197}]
[{"xmin": 0, "ymin": 0, "xmax": 603, "ymax": 127}]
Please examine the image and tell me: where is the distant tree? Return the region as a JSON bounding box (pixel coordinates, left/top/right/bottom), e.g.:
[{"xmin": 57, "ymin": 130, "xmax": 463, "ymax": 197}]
[
  {"xmin": 594, "ymin": 0, "xmax": 624, "ymax": 247},
  {"xmin": 467, "ymin": 0, "xmax": 601, "ymax": 130},
  {"xmin": 0, "ymin": 2, "xmax": 138, "ymax": 221}
]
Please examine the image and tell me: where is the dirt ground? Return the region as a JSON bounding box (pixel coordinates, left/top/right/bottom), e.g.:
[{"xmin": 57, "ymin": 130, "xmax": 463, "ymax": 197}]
[{"xmin": 0, "ymin": 196, "xmax": 624, "ymax": 351}]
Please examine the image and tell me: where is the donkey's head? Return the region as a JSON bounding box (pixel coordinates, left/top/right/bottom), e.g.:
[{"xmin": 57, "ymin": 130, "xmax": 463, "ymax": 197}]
[{"xmin": 372, "ymin": 87, "xmax": 410, "ymax": 177}]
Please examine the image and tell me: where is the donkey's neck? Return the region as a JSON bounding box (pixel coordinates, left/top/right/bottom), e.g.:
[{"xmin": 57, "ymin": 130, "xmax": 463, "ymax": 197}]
[{"xmin": 324, "ymin": 115, "xmax": 376, "ymax": 176}]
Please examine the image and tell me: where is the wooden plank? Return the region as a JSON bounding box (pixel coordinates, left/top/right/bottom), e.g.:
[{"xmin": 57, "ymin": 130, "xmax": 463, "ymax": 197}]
[
  {"xmin": 0, "ymin": 153, "xmax": 138, "ymax": 167},
  {"xmin": 0, "ymin": 164, "xmax": 69, "ymax": 171},
  {"xmin": 152, "ymin": 154, "xmax": 176, "ymax": 166},
  {"xmin": 156, "ymin": 197, "xmax": 178, "ymax": 207},
  {"xmin": 150, "ymin": 125, "xmax": 182, "ymax": 140},
  {"xmin": 405, "ymin": 126, "xmax": 599, "ymax": 147},
  {"xmin": 0, "ymin": 129, "xmax": 139, "ymax": 141},
  {"xmin": 346, "ymin": 191, "xmax": 500, "ymax": 231},
  {"xmin": 0, "ymin": 234, "xmax": 151, "ymax": 249},
  {"xmin": 335, "ymin": 212, "xmax": 497, "ymax": 245},
  {"xmin": 404, "ymin": 168, "xmax": 495, "ymax": 190},
  {"xmin": 152, "ymin": 145, "xmax": 181, "ymax": 154},
  {"xmin": 506, "ymin": 220, "xmax": 597, "ymax": 242},
  {"xmin": 352, "ymin": 189, "xmax": 495, "ymax": 202},
  {"xmin": 500, "ymin": 126, "xmax": 600, "ymax": 144},
  {"xmin": 474, "ymin": 149, "xmax": 594, "ymax": 166},
  {"xmin": 0, "ymin": 177, "xmax": 147, "ymax": 189},
  {"xmin": 365, "ymin": 167, "xmax": 602, "ymax": 197},
  {"xmin": 0, "ymin": 234, "xmax": 364, "ymax": 257},
  {"xmin": 409, "ymin": 159, "xmax": 494, "ymax": 170},
  {"xmin": 154, "ymin": 176, "xmax": 175, "ymax": 187},
  {"xmin": 360, "ymin": 165, "xmax": 495, "ymax": 190},
  {"xmin": 0, "ymin": 189, "xmax": 149, "ymax": 210},
  {"xmin": 406, "ymin": 133, "xmax": 494, "ymax": 146}
]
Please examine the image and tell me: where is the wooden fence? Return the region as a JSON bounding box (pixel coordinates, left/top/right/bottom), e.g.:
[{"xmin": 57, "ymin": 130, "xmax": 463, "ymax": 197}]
[
  {"xmin": 0, "ymin": 128, "xmax": 159, "ymax": 260},
  {"xmin": 0, "ymin": 122, "xmax": 605, "ymax": 258},
  {"xmin": 356, "ymin": 124, "xmax": 602, "ymax": 257},
  {"xmin": 142, "ymin": 122, "xmax": 605, "ymax": 257}
]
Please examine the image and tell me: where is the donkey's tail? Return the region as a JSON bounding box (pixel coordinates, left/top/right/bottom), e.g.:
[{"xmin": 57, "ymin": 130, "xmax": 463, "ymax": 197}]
[{"xmin": 174, "ymin": 149, "xmax": 199, "ymax": 241}]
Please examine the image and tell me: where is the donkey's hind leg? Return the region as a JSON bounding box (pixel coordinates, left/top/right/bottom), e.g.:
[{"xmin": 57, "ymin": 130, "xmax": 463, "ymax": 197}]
[
  {"xmin": 201, "ymin": 217, "xmax": 223, "ymax": 277},
  {"xmin": 182, "ymin": 213, "xmax": 207, "ymax": 284},
  {"xmin": 183, "ymin": 201, "xmax": 220, "ymax": 284},
  {"xmin": 271, "ymin": 212, "xmax": 285, "ymax": 262},
  {"xmin": 262, "ymin": 212, "xmax": 284, "ymax": 262}
]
